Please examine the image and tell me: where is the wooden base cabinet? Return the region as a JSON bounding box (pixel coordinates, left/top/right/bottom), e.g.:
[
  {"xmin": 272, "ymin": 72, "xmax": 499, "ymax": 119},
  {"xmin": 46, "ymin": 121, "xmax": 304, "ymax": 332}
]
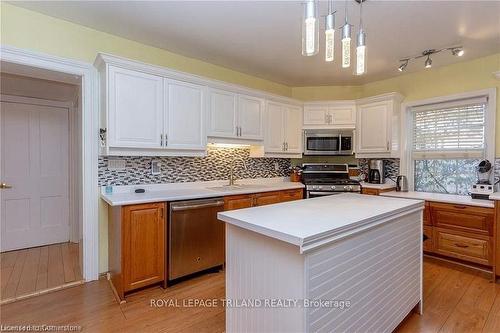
[
  {"xmin": 423, "ymin": 201, "xmax": 495, "ymax": 273},
  {"xmin": 108, "ymin": 203, "xmax": 166, "ymax": 301},
  {"xmin": 224, "ymin": 189, "xmax": 303, "ymax": 210},
  {"xmin": 361, "ymin": 187, "xmax": 396, "ymax": 196}
]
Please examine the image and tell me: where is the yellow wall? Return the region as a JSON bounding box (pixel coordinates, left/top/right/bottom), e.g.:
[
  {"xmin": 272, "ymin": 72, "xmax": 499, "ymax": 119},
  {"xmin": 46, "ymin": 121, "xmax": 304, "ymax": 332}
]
[
  {"xmin": 0, "ymin": 3, "xmax": 292, "ymax": 97},
  {"xmin": 2, "ymin": 3, "xmax": 499, "ymax": 274},
  {"xmin": 290, "ymin": 85, "xmax": 362, "ymax": 101}
]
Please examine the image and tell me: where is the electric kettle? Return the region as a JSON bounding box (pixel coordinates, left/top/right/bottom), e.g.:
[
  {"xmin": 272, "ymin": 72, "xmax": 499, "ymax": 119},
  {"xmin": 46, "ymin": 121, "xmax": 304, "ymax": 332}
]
[{"xmin": 396, "ymin": 175, "xmax": 409, "ymax": 192}]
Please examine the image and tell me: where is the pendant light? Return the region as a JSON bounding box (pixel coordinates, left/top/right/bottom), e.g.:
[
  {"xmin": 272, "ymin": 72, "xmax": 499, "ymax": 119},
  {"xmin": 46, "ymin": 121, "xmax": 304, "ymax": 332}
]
[
  {"xmin": 324, "ymin": 0, "xmax": 335, "ymax": 62},
  {"xmin": 302, "ymin": 0, "xmax": 319, "ymax": 56},
  {"xmin": 341, "ymin": 0, "xmax": 351, "ymax": 68},
  {"xmin": 355, "ymin": 0, "xmax": 367, "ymax": 75}
]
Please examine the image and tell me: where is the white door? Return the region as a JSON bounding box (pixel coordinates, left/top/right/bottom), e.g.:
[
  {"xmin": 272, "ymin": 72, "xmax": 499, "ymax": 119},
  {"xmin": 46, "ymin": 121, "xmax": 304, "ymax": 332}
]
[
  {"xmin": 238, "ymin": 95, "xmax": 264, "ymax": 140},
  {"xmin": 265, "ymin": 102, "xmax": 285, "ymax": 153},
  {"xmin": 165, "ymin": 79, "xmax": 205, "ymax": 150},
  {"xmin": 108, "ymin": 65, "xmax": 163, "ymax": 148},
  {"xmin": 285, "ymin": 106, "xmax": 303, "ymax": 153},
  {"xmin": 207, "ymin": 89, "xmax": 237, "ymax": 138},
  {"xmin": 303, "ymin": 105, "xmax": 328, "ymax": 125},
  {"xmin": 357, "ymin": 101, "xmax": 391, "ymax": 153},
  {"xmin": 1, "ymin": 102, "xmax": 69, "ymax": 251},
  {"xmin": 329, "ymin": 104, "xmax": 356, "ymax": 126}
]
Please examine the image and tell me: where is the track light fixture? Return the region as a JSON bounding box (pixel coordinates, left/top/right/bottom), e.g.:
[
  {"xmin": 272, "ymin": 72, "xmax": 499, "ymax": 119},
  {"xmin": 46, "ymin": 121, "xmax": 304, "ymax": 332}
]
[
  {"xmin": 397, "ymin": 46, "xmax": 463, "ymax": 72},
  {"xmin": 424, "ymin": 55, "xmax": 432, "ymax": 69},
  {"xmin": 398, "ymin": 60, "xmax": 409, "ymax": 72}
]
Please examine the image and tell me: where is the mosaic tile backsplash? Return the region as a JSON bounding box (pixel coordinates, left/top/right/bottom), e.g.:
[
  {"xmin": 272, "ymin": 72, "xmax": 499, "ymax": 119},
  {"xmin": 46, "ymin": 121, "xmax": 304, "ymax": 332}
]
[
  {"xmin": 357, "ymin": 158, "xmax": 400, "ymax": 181},
  {"xmin": 98, "ymin": 147, "xmax": 291, "ymax": 186}
]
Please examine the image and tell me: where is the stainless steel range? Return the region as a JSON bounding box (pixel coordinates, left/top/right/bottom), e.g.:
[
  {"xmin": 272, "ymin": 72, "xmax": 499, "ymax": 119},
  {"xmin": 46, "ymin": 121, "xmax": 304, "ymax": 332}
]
[{"xmin": 302, "ymin": 163, "xmax": 361, "ymax": 198}]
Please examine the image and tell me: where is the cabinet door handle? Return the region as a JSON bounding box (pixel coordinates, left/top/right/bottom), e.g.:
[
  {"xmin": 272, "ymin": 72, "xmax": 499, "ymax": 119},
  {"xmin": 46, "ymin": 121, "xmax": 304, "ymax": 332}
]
[
  {"xmin": 285, "ymin": 142, "xmax": 288, "ymax": 151},
  {"xmin": 453, "ymin": 205, "xmax": 467, "ymax": 209},
  {"xmin": 282, "ymin": 142, "xmax": 285, "ymax": 151},
  {"xmin": 454, "ymin": 243, "xmax": 469, "ymax": 248},
  {"xmin": 165, "ymin": 134, "xmax": 168, "ymax": 146},
  {"xmin": 160, "ymin": 134, "xmax": 163, "ymax": 146},
  {"xmin": 386, "ymin": 141, "xmax": 390, "ymax": 151}
]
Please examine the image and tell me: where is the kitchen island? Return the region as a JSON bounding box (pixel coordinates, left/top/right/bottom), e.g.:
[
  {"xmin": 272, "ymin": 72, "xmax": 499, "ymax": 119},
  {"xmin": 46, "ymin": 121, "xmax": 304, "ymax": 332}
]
[{"xmin": 218, "ymin": 193, "xmax": 424, "ymax": 333}]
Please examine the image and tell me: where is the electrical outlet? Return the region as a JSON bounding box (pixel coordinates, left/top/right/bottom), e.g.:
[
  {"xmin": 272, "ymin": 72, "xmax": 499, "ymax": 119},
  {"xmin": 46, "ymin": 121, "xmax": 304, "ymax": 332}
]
[
  {"xmin": 107, "ymin": 159, "xmax": 125, "ymax": 170},
  {"xmin": 274, "ymin": 162, "xmax": 280, "ymax": 171},
  {"xmin": 151, "ymin": 160, "xmax": 161, "ymax": 175}
]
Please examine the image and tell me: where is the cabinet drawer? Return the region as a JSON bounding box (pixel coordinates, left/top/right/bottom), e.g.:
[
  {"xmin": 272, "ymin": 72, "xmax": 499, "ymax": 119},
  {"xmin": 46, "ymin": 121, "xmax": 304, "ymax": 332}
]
[
  {"xmin": 279, "ymin": 189, "xmax": 303, "ymax": 202},
  {"xmin": 434, "ymin": 228, "xmax": 492, "ymax": 266},
  {"xmin": 361, "ymin": 188, "xmax": 379, "ymax": 196},
  {"xmin": 430, "ymin": 202, "xmax": 494, "ymax": 235},
  {"xmin": 423, "ymin": 226, "xmax": 433, "ymax": 252},
  {"xmin": 254, "ymin": 191, "xmax": 281, "ymax": 206},
  {"xmin": 224, "ymin": 195, "xmax": 254, "ymax": 211},
  {"xmin": 423, "ymin": 202, "xmax": 431, "ymax": 226}
]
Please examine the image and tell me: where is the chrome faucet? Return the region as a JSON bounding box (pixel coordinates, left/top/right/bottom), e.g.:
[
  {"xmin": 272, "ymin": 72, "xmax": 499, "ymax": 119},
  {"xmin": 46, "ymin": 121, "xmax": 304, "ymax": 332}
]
[{"xmin": 229, "ymin": 157, "xmax": 247, "ymax": 186}]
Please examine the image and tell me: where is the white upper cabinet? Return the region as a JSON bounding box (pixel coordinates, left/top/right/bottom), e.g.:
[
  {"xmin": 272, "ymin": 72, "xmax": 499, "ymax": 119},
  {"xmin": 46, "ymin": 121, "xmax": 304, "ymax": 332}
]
[
  {"xmin": 237, "ymin": 94, "xmax": 264, "ymax": 140},
  {"xmin": 303, "ymin": 101, "xmax": 356, "ymax": 128},
  {"xmin": 107, "ymin": 65, "xmax": 164, "ymax": 148},
  {"xmin": 265, "ymin": 101, "xmax": 302, "ymax": 156},
  {"xmin": 328, "ymin": 103, "xmax": 356, "ymax": 125},
  {"xmin": 207, "ymin": 91, "xmax": 264, "ymax": 141},
  {"xmin": 356, "ymin": 93, "xmax": 403, "ymax": 158},
  {"xmin": 207, "ymin": 89, "xmax": 237, "ymax": 138},
  {"xmin": 303, "ymin": 105, "xmax": 329, "ymax": 126},
  {"xmin": 265, "ymin": 102, "xmax": 286, "ymax": 153},
  {"xmin": 164, "ymin": 79, "xmax": 206, "ymax": 150},
  {"xmin": 284, "ymin": 106, "xmax": 303, "ymax": 153}
]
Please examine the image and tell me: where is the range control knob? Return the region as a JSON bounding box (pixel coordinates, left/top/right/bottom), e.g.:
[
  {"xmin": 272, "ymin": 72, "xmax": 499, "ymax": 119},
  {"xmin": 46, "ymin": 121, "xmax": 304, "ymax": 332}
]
[
  {"xmin": 344, "ymin": 185, "xmax": 353, "ymax": 191},
  {"xmin": 312, "ymin": 185, "xmax": 319, "ymax": 190},
  {"xmin": 330, "ymin": 185, "xmax": 336, "ymax": 190}
]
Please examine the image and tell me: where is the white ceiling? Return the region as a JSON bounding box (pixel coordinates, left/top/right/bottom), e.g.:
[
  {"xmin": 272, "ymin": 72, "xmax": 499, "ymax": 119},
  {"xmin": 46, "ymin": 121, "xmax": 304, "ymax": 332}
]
[{"xmin": 10, "ymin": 1, "xmax": 500, "ymax": 86}]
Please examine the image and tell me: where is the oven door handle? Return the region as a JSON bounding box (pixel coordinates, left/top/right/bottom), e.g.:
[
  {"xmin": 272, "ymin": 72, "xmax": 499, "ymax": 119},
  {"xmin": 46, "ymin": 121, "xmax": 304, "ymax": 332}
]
[
  {"xmin": 171, "ymin": 200, "xmax": 225, "ymax": 211},
  {"xmin": 308, "ymin": 191, "xmax": 338, "ymax": 196}
]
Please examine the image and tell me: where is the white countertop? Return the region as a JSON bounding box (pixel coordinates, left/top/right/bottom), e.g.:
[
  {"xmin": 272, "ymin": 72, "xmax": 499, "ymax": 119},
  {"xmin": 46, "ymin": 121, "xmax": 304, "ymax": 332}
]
[
  {"xmin": 218, "ymin": 193, "xmax": 424, "ymax": 253},
  {"xmin": 360, "ymin": 180, "xmax": 397, "ymax": 190},
  {"xmin": 100, "ymin": 177, "xmax": 304, "ymax": 206},
  {"xmin": 380, "ymin": 191, "xmax": 494, "ymax": 208},
  {"xmin": 489, "ymin": 192, "xmax": 500, "ymax": 201}
]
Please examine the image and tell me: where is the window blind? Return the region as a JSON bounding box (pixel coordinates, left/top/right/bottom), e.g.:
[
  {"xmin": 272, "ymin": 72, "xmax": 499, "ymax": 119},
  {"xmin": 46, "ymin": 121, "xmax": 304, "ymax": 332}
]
[{"xmin": 411, "ymin": 97, "xmax": 487, "ymax": 159}]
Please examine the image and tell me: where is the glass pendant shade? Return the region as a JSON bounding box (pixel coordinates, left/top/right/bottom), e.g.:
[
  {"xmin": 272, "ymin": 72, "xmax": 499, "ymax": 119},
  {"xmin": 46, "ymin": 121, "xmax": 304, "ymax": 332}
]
[
  {"xmin": 325, "ymin": 13, "xmax": 335, "ymax": 62},
  {"xmin": 341, "ymin": 23, "xmax": 351, "ymax": 68},
  {"xmin": 355, "ymin": 30, "xmax": 367, "ymax": 75},
  {"xmin": 302, "ymin": 0, "xmax": 319, "ymax": 56}
]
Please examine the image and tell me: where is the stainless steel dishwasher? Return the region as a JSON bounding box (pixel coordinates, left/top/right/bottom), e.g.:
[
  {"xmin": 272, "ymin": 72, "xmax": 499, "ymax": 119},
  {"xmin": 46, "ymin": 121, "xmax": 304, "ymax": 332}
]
[{"xmin": 168, "ymin": 197, "xmax": 225, "ymax": 280}]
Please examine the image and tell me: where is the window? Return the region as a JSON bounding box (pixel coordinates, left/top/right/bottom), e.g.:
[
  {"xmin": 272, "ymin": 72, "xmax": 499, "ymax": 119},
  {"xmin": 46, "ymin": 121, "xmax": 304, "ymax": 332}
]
[{"xmin": 410, "ymin": 96, "xmax": 488, "ymax": 195}]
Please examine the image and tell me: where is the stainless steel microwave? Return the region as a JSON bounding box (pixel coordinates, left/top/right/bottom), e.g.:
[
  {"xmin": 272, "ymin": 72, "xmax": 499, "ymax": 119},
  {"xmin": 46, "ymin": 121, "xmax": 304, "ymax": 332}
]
[{"xmin": 303, "ymin": 130, "xmax": 354, "ymax": 155}]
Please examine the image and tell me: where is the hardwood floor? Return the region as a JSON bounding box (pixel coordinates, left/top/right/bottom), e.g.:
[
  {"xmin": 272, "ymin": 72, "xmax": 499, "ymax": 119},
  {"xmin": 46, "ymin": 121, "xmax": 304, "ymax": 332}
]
[
  {"xmin": 1, "ymin": 242, "xmax": 82, "ymax": 303},
  {"xmin": 1, "ymin": 257, "xmax": 500, "ymax": 332}
]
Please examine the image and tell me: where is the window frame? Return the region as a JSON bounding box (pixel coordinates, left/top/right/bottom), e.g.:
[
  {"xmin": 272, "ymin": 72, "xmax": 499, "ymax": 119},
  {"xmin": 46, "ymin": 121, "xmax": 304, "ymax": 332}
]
[{"xmin": 401, "ymin": 89, "xmax": 496, "ymax": 192}]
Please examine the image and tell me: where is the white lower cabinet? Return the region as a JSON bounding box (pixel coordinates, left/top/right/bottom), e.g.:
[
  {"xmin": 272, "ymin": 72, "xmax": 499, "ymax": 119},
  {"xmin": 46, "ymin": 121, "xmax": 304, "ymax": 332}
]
[
  {"xmin": 164, "ymin": 79, "xmax": 206, "ymax": 150},
  {"xmin": 265, "ymin": 101, "xmax": 302, "ymax": 155}
]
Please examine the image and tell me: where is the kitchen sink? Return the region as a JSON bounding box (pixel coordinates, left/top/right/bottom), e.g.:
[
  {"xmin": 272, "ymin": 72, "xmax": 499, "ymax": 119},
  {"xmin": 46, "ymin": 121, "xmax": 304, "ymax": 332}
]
[{"xmin": 206, "ymin": 184, "xmax": 265, "ymax": 191}]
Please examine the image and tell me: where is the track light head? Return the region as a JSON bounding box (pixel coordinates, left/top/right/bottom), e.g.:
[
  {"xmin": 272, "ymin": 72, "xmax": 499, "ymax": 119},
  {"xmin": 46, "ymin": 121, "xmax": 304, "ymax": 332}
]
[
  {"xmin": 424, "ymin": 55, "xmax": 432, "ymax": 69},
  {"xmin": 452, "ymin": 47, "xmax": 464, "ymax": 57},
  {"xmin": 398, "ymin": 60, "xmax": 408, "ymax": 72}
]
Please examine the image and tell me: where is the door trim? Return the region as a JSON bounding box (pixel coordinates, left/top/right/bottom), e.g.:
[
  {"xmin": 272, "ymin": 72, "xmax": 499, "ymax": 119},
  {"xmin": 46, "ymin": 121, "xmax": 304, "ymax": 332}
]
[{"xmin": 0, "ymin": 45, "xmax": 99, "ymax": 281}]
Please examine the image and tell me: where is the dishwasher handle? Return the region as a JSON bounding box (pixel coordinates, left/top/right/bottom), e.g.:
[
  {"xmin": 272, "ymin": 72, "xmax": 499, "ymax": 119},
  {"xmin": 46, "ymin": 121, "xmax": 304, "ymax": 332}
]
[{"xmin": 170, "ymin": 200, "xmax": 225, "ymax": 212}]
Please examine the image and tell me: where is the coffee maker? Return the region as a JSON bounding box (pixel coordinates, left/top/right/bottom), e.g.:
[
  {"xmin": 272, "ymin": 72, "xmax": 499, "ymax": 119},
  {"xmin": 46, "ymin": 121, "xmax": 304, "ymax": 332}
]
[{"xmin": 368, "ymin": 160, "xmax": 385, "ymax": 184}]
